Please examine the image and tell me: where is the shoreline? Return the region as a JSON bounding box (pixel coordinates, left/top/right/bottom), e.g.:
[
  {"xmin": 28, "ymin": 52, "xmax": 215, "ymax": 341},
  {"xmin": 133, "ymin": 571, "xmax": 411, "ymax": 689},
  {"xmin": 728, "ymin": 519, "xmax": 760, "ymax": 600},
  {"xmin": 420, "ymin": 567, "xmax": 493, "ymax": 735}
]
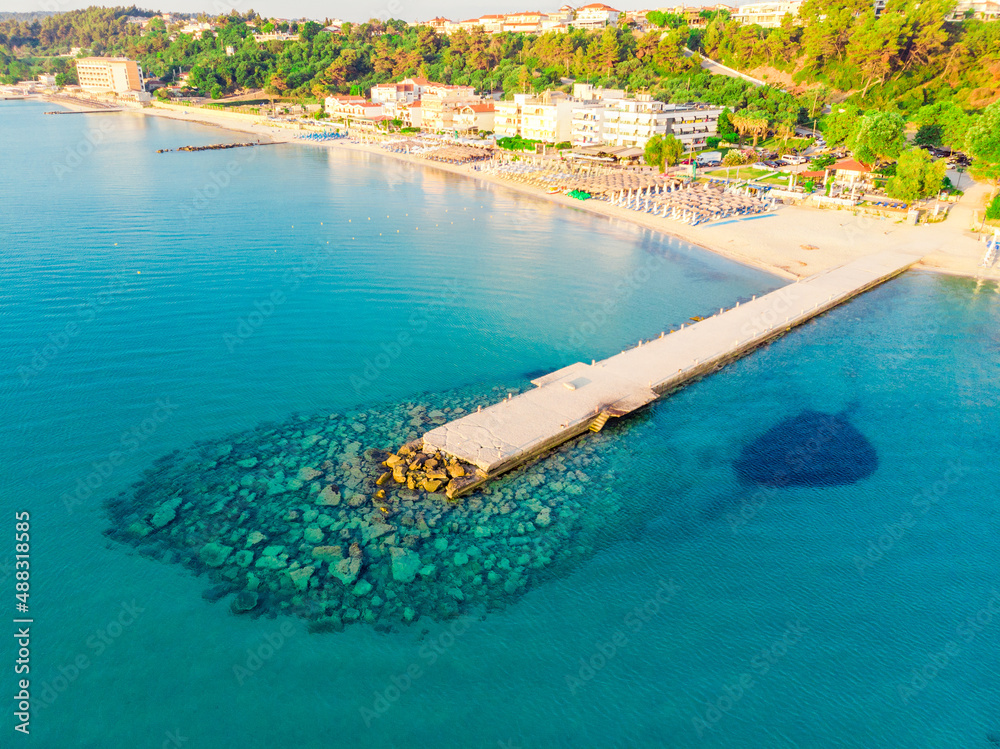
[{"xmin": 39, "ymin": 95, "xmax": 1000, "ymax": 283}]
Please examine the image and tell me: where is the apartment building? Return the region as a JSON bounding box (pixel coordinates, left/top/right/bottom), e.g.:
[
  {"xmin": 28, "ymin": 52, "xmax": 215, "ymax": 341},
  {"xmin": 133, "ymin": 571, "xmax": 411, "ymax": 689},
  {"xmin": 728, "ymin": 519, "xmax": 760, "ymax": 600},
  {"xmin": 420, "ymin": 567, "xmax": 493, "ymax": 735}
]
[
  {"xmin": 494, "ymin": 92, "xmax": 570, "ymax": 142},
  {"xmin": 454, "ymin": 102, "xmax": 496, "ymax": 133},
  {"xmin": 502, "ymin": 11, "xmax": 549, "ymax": 33},
  {"xmin": 420, "ymin": 84, "xmax": 483, "ymax": 131},
  {"xmin": 730, "ymin": 0, "xmax": 803, "ymax": 27},
  {"xmin": 573, "ymin": 3, "xmax": 621, "ymax": 28},
  {"xmin": 570, "ymin": 93, "xmax": 722, "ymax": 150},
  {"xmin": 602, "ymin": 96, "xmax": 722, "ymax": 150},
  {"xmin": 945, "ymin": 0, "xmax": 1000, "ymax": 19},
  {"xmin": 76, "ymin": 57, "xmax": 145, "ymax": 95},
  {"xmin": 370, "ymin": 81, "xmax": 421, "ymax": 106}
]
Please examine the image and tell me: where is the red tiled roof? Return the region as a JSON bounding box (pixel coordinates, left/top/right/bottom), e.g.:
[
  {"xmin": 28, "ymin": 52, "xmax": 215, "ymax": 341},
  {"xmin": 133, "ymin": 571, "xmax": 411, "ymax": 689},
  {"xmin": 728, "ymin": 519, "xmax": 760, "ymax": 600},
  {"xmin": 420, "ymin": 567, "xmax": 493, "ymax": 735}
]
[
  {"xmin": 833, "ymin": 158, "xmax": 872, "ymax": 173},
  {"xmin": 465, "ymin": 103, "xmax": 495, "ymax": 112},
  {"xmin": 578, "ymin": 3, "xmax": 619, "ymax": 9}
]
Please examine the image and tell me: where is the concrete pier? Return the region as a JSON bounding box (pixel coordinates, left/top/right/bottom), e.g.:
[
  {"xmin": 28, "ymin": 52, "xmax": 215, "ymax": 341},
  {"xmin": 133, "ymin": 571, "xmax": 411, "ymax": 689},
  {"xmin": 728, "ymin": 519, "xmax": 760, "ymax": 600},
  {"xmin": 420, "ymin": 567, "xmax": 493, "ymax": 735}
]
[{"xmin": 423, "ymin": 251, "xmax": 921, "ymax": 497}]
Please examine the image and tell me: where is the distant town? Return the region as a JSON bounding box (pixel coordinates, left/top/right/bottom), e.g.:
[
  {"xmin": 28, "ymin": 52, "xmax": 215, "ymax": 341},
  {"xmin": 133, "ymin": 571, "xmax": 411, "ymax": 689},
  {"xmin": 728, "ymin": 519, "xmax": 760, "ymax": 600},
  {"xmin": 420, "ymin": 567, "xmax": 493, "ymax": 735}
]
[{"xmin": 2, "ymin": 1, "xmax": 997, "ymax": 268}]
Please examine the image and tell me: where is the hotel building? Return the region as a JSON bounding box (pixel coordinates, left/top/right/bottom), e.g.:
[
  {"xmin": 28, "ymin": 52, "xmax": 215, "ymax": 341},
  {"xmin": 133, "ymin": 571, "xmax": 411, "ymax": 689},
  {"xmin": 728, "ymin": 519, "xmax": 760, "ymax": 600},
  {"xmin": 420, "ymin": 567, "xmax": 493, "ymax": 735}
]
[{"xmin": 75, "ymin": 57, "xmax": 145, "ymax": 95}]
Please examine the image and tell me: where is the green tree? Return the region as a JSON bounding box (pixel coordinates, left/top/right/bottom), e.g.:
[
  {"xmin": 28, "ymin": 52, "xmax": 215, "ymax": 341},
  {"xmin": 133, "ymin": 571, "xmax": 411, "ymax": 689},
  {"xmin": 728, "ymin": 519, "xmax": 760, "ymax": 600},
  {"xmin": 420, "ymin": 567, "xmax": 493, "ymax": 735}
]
[
  {"xmin": 717, "ymin": 107, "xmax": 734, "ymax": 137},
  {"xmin": 823, "ymin": 104, "xmax": 862, "ymax": 147},
  {"xmin": 965, "ymin": 101, "xmax": 1000, "ymax": 183},
  {"xmin": 598, "ymin": 27, "xmax": 622, "ymax": 73},
  {"xmin": 985, "ymin": 192, "xmax": 1000, "ymax": 220},
  {"xmin": 886, "ymin": 148, "xmax": 946, "ymax": 200},
  {"xmin": 646, "ymin": 10, "xmax": 666, "ymax": 27},
  {"xmin": 913, "ymin": 124, "xmax": 943, "ymax": 148},
  {"xmin": 644, "ymin": 134, "xmax": 683, "ymax": 172},
  {"xmin": 910, "ymin": 102, "xmax": 969, "ymax": 150},
  {"xmin": 722, "ymin": 149, "xmax": 751, "ymax": 166},
  {"xmin": 300, "ymin": 21, "xmax": 323, "ymax": 42},
  {"xmin": 850, "ymin": 110, "xmax": 906, "ymax": 165}
]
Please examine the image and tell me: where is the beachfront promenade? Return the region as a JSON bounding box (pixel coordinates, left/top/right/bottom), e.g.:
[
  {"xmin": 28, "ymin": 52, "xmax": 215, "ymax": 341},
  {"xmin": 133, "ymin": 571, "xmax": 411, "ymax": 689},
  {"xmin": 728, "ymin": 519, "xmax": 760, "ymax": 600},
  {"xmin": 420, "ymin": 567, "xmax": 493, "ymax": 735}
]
[{"xmin": 424, "ymin": 251, "xmax": 922, "ymax": 496}]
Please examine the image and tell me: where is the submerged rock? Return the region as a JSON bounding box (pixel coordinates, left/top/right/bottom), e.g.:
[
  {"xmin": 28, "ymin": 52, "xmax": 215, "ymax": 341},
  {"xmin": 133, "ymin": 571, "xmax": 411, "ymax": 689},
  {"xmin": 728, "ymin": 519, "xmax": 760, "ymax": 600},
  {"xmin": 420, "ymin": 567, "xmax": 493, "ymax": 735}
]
[
  {"xmin": 231, "ymin": 590, "xmax": 259, "ymax": 613},
  {"xmin": 331, "ymin": 556, "xmax": 361, "ymax": 585},
  {"xmin": 102, "ymin": 381, "xmax": 633, "ymax": 633},
  {"xmin": 734, "ymin": 409, "xmax": 878, "ymax": 488},
  {"xmin": 390, "ymin": 547, "xmax": 421, "ymax": 583},
  {"xmin": 199, "ymin": 542, "xmax": 233, "ymax": 568},
  {"xmin": 151, "ymin": 498, "xmax": 182, "ymax": 529}
]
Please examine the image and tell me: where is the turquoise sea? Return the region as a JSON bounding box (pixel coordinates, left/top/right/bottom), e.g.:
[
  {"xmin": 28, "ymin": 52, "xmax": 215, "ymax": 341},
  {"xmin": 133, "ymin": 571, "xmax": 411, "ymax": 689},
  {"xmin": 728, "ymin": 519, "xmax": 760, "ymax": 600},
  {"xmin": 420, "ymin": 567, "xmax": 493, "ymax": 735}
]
[{"xmin": 1, "ymin": 99, "xmax": 999, "ymax": 748}]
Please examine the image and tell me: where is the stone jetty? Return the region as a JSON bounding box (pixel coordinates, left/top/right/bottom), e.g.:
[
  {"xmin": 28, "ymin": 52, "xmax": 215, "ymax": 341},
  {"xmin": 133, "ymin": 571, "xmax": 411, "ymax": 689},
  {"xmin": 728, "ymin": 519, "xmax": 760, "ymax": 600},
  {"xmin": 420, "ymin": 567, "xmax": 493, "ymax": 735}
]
[
  {"xmin": 420, "ymin": 251, "xmax": 922, "ymax": 497},
  {"xmin": 156, "ymin": 141, "xmax": 273, "ymax": 154}
]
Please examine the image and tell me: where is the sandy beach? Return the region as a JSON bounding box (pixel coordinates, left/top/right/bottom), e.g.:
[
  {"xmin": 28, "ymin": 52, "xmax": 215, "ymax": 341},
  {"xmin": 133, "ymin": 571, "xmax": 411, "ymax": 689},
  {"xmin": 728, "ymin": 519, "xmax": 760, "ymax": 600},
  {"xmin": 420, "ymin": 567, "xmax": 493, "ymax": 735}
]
[{"xmin": 44, "ymin": 95, "xmax": 1000, "ymax": 283}]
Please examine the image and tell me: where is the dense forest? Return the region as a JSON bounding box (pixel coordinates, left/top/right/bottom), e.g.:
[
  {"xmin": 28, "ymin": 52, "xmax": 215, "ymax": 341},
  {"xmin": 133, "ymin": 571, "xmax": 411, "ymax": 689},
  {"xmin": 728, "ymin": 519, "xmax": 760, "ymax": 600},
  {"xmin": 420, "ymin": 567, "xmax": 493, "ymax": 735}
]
[
  {"xmin": 1, "ymin": 5, "xmax": 998, "ymax": 181},
  {"xmin": 695, "ymin": 0, "xmax": 1000, "ymax": 112}
]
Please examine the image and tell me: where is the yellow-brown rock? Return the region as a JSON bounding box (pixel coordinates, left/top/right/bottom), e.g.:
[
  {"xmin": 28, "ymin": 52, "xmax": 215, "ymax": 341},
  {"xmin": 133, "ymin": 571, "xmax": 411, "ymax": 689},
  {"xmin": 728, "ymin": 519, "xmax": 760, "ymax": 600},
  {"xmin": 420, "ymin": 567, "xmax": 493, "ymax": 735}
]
[
  {"xmin": 376, "ymin": 471, "xmax": 391, "ymax": 486},
  {"xmin": 422, "ymin": 478, "xmax": 443, "ymax": 493},
  {"xmin": 311, "ymin": 545, "xmax": 342, "ymax": 562}
]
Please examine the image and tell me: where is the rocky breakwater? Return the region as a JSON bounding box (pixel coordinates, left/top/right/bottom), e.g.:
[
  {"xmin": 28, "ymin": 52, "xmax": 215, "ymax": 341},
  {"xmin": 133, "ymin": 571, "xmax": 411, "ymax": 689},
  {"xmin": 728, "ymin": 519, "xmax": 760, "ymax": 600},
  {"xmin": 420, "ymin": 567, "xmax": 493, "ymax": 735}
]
[
  {"xmin": 104, "ymin": 384, "xmax": 627, "ymax": 634},
  {"xmin": 379, "ymin": 442, "xmax": 480, "ymax": 498},
  {"xmin": 156, "ymin": 142, "xmax": 267, "ymax": 154}
]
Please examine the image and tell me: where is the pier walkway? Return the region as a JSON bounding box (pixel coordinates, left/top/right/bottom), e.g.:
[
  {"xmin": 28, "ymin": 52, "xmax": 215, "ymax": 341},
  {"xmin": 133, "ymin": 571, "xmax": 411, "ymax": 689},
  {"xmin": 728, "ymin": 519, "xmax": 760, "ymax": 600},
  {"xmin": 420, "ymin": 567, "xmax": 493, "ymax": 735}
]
[{"xmin": 423, "ymin": 251, "xmax": 921, "ymax": 497}]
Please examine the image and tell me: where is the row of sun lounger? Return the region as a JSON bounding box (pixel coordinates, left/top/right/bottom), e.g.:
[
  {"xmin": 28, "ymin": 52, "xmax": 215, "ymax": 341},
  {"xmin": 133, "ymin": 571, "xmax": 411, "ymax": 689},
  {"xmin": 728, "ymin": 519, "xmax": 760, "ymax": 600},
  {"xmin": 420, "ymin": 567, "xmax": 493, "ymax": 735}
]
[
  {"xmin": 611, "ymin": 182, "xmax": 772, "ymax": 226},
  {"xmin": 296, "ymin": 131, "xmax": 346, "ymax": 142}
]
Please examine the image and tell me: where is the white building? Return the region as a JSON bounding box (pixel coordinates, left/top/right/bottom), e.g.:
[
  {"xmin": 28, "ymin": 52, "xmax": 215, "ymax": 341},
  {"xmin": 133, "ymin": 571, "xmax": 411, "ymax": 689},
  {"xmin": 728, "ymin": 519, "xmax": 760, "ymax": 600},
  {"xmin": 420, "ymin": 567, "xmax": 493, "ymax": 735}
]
[
  {"xmin": 573, "ymin": 3, "xmax": 621, "ymax": 29},
  {"xmin": 550, "ymin": 4, "xmax": 576, "ymax": 23},
  {"xmin": 477, "ymin": 14, "xmax": 507, "ymax": 32},
  {"xmin": 502, "ymin": 11, "xmax": 549, "ymax": 33},
  {"xmin": 495, "ymin": 91, "xmax": 579, "ymax": 143},
  {"xmin": 75, "ymin": 57, "xmax": 145, "ymax": 95},
  {"xmin": 730, "ymin": 0, "xmax": 803, "ymax": 27},
  {"xmin": 603, "ymin": 96, "xmax": 722, "ymax": 150},
  {"xmin": 571, "ymin": 93, "xmax": 722, "ymax": 151},
  {"xmin": 568, "ymin": 85, "xmax": 622, "ymax": 144},
  {"xmin": 399, "ymin": 100, "xmax": 423, "ymax": 128},
  {"xmin": 945, "ymin": 0, "xmax": 1000, "ymax": 19},
  {"xmin": 253, "ymin": 31, "xmax": 297, "ymax": 42},
  {"xmin": 371, "ymin": 80, "xmax": 422, "ymax": 106},
  {"xmin": 419, "ymin": 83, "xmax": 483, "ymax": 131},
  {"xmin": 179, "ymin": 22, "xmax": 213, "ymax": 35},
  {"xmin": 325, "ymin": 97, "xmax": 387, "ymax": 130},
  {"xmin": 497, "ymin": 85, "xmax": 628, "ymax": 144},
  {"xmin": 454, "ymin": 102, "xmax": 496, "ymax": 133}
]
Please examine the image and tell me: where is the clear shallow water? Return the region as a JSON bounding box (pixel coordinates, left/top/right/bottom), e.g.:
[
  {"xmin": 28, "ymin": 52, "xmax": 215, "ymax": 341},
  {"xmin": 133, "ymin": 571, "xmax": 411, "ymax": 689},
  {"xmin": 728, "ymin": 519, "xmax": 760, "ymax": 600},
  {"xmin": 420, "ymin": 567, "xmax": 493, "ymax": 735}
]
[{"xmin": 1, "ymin": 99, "xmax": 999, "ymax": 747}]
